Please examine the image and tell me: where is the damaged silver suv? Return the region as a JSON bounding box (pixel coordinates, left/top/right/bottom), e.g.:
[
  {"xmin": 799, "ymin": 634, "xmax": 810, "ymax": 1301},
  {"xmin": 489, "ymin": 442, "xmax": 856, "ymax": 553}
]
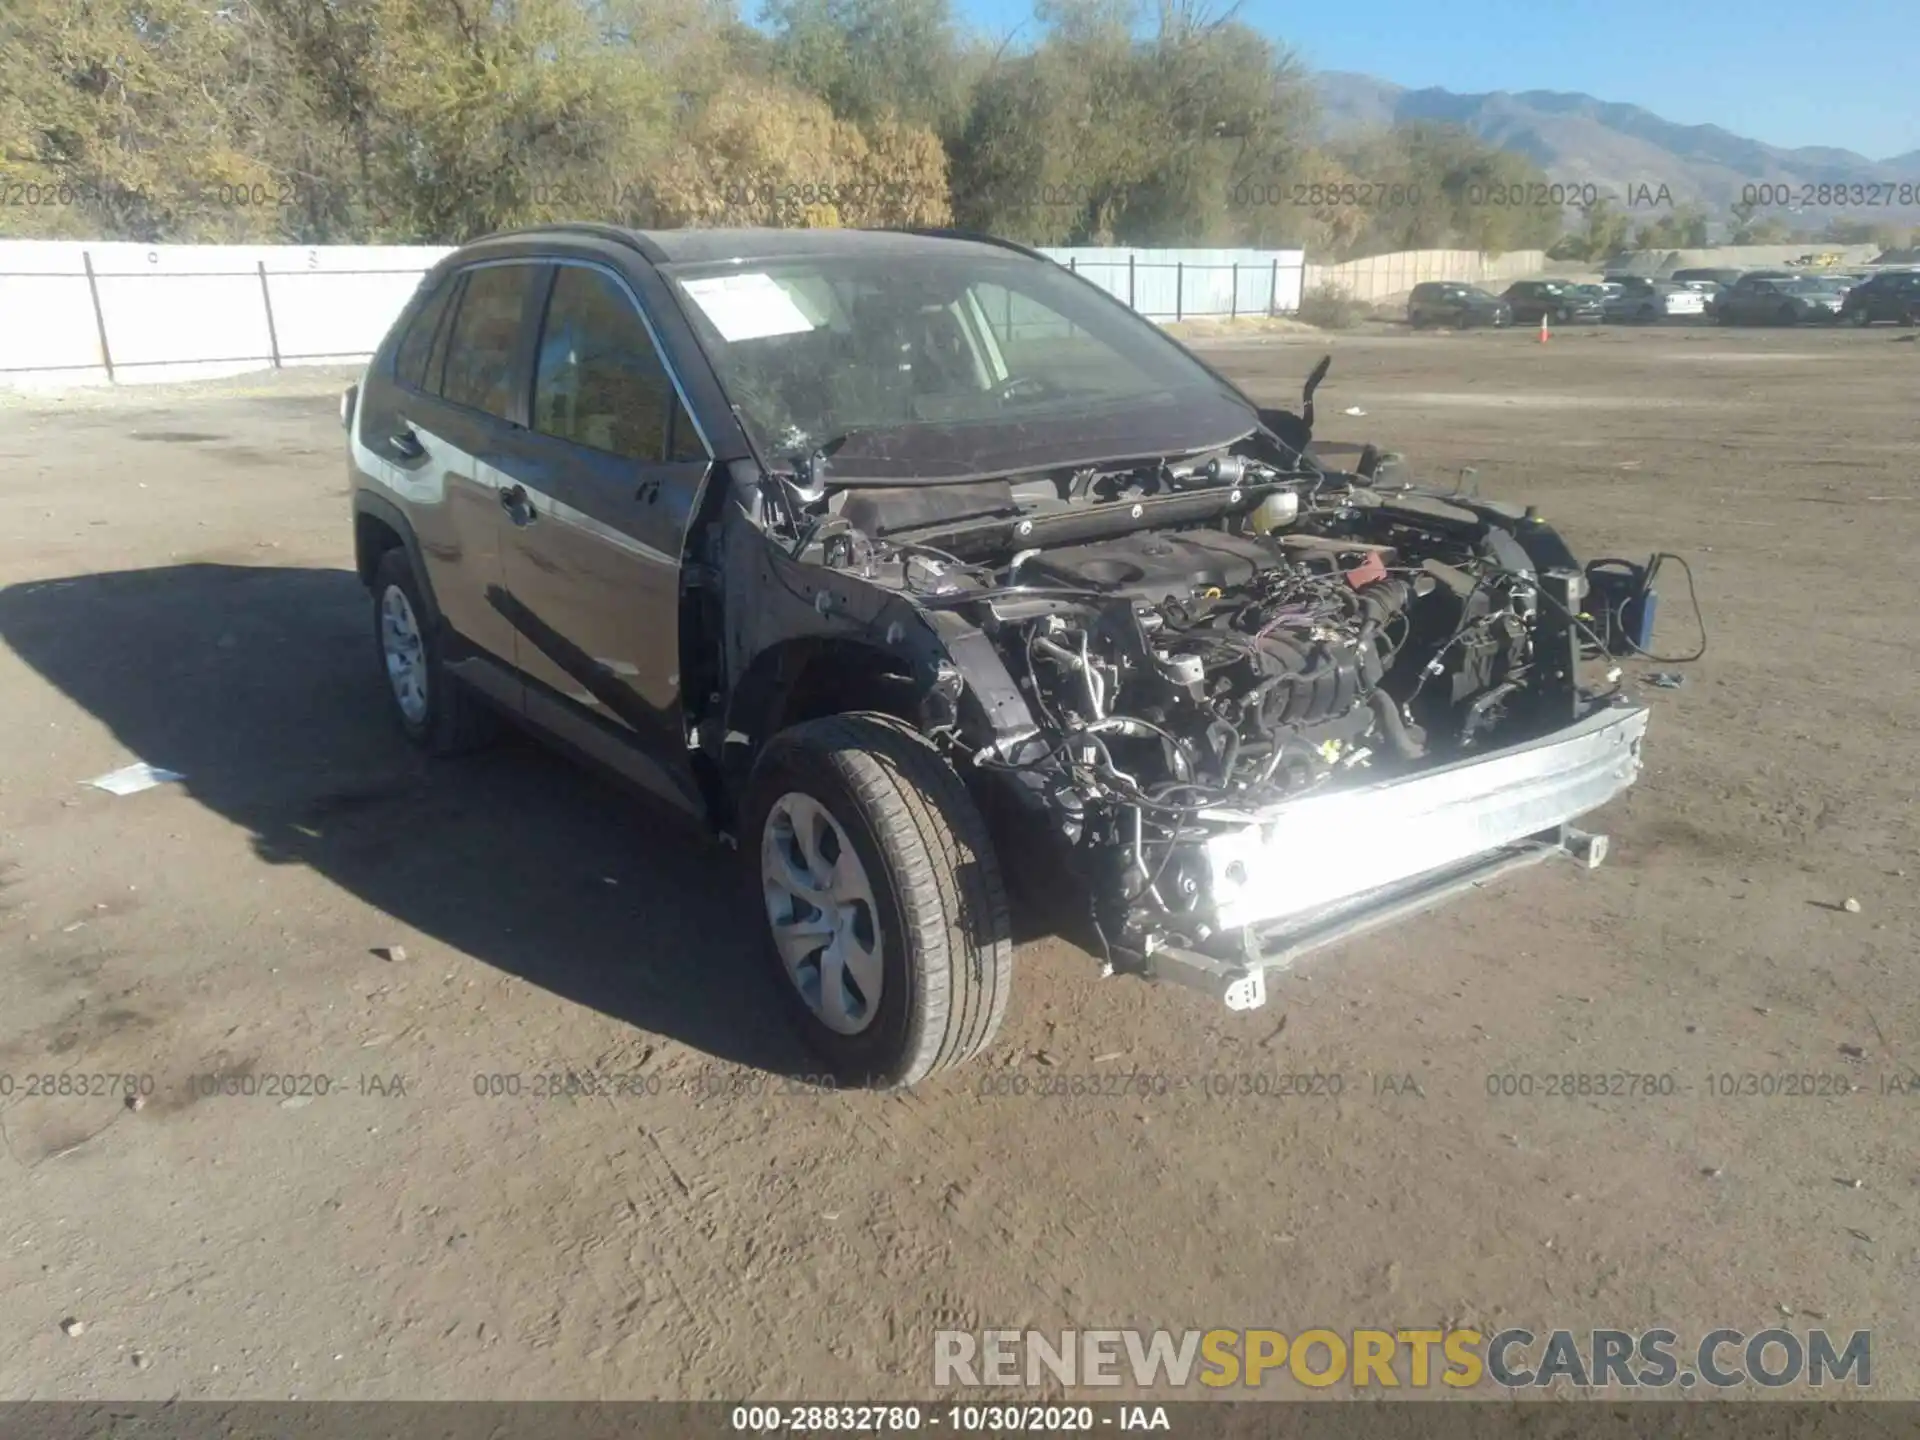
[{"xmin": 343, "ymin": 224, "xmax": 1653, "ymax": 1087}]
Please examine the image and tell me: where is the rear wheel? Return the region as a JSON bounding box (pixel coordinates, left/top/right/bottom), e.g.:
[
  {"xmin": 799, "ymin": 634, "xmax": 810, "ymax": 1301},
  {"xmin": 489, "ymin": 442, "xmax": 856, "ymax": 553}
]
[
  {"xmin": 746, "ymin": 714, "xmax": 1012, "ymax": 1088},
  {"xmin": 370, "ymin": 548, "xmax": 500, "ymax": 755}
]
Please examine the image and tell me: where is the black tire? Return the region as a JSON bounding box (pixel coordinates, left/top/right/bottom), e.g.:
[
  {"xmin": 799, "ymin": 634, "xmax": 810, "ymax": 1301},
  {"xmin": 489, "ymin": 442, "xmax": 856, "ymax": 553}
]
[
  {"xmin": 745, "ymin": 713, "xmax": 1012, "ymax": 1088},
  {"xmin": 370, "ymin": 547, "xmax": 500, "ymax": 755},
  {"xmin": 1901, "ymin": 308, "xmax": 1918, "ymax": 328}
]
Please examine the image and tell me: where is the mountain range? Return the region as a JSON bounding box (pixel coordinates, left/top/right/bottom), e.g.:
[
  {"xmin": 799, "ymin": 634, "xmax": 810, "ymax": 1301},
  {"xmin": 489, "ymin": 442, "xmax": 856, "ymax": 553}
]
[{"xmin": 1313, "ymin": 73, "xmax": 1920, "ymax": 219}]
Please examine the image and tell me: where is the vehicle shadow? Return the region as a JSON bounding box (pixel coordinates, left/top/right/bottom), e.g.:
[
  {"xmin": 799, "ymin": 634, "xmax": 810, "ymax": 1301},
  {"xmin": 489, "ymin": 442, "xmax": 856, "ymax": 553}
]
[{"xmin": 0, "ymin": 563, "xmax": 815, "ymax": 1077}]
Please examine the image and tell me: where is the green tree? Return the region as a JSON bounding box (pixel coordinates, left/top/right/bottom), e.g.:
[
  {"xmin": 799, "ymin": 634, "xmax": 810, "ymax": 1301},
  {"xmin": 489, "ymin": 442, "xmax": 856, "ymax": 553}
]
[
  {"xmin": 761, "ymin": 0, "xmax": 974, "ymax": 139},
  {"xmin": 1634, "ymin": 202, "xmax": 1709, "ymax": 250},
  {"xmin": 1548, "ymin": 195, "xmax": 1630, "ymax": 262},
  {"xmin": 0, "ymin": 0, "xmax": 278, "ymax": 240}
]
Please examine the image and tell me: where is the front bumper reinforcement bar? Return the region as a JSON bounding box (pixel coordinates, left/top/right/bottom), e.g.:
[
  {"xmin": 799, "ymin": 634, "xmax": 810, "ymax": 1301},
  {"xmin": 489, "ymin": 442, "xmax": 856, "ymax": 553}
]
[{"xmin": 1139, "ymin": 701, "xmax": 1649, "ymax": 1010}]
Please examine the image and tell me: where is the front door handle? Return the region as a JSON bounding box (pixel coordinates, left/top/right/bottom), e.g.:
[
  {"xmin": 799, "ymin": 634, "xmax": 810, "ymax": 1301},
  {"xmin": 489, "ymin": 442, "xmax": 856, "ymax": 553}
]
[{"xmin": 499, "ymin": 483, "xmax": 537, "ymax": 526}]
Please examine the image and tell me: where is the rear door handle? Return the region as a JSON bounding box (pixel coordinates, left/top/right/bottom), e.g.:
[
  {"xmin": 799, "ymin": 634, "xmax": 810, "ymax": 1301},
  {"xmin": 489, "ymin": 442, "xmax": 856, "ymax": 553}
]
[
  {"xmin": 499, "ymin": 483, "xmax": 536, "ymax": 526},
  {"xmin": 389, "ymin": 425, "xmax": 425, "ymax": 461}
]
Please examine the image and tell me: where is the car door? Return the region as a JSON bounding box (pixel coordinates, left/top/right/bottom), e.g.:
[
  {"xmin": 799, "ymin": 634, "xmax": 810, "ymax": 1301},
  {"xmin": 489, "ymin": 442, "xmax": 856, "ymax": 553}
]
[
  {"xmin": 357, "ymin": 261, "xmax": 544, "ymax": 689},
  {"xmin": 487, "ymin": 259, "xmax": 714, "ymax": 816}
]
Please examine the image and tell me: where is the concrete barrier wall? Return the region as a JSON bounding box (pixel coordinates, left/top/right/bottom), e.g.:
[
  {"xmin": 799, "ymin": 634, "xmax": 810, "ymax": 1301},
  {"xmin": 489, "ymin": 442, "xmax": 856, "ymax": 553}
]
[
  {"xmin": 1601, "ymin": 243, "xmax": 1883, "ymax": 276},
  {"xmin": 1302, "ymin": 249, "xmax": 1547, "ymax": 302}
]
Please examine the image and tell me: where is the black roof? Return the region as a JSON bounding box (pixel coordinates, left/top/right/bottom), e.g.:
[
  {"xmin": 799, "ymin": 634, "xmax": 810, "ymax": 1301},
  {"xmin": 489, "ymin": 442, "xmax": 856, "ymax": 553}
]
[
  {"xmin": 644, "ymin": 226, "xmax": 1030, "ymax": 265},
  {"xmin": 476, "ymin": 222, "xmax": 1042, "ymax": 267}
]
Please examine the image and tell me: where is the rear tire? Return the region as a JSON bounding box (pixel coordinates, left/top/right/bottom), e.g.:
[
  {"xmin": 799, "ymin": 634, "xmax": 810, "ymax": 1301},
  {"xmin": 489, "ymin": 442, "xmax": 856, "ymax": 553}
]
[
  {"xmin": 370, "ymin": 548, "xmax": 500, "ymax": 756},
  {"xmin": 745, "ymin": 713, "xmax": 1012, "ymax": 1089}
]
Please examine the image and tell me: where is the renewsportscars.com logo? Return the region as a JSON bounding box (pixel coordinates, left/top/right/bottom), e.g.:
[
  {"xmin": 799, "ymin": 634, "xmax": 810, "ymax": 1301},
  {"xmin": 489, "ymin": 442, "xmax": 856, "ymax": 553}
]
[{"xmin": 933, "ymin": 1328, "xmax": 1872, "ymax": 1391}]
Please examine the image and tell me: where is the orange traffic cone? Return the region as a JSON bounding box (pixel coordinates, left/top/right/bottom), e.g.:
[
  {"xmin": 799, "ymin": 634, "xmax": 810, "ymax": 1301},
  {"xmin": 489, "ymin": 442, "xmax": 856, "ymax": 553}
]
[{"xmin": 1538, "ymin": 313, "xmax": 1551, "ymax": 343}]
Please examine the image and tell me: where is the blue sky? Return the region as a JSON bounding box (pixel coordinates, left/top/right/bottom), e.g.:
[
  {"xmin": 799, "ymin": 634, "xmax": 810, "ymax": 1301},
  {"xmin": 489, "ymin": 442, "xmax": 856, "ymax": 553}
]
[{"xmin": 952, "ymin": 0, "xmax": 1920, "ymax": 159}]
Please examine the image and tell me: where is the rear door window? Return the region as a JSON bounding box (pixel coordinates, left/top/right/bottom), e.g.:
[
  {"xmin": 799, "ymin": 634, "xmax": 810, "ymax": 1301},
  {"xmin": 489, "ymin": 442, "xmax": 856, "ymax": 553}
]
[{"xmin": 441, "ymin": 264, "xmax": 539, "ymax": 421}]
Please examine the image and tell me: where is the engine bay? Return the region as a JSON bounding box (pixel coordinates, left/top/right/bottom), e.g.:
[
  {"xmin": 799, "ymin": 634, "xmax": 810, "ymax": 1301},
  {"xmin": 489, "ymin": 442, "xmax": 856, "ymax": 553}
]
[{"xmin": 749, "ymin": 353, "xmax": 1657, "ymax": 959}]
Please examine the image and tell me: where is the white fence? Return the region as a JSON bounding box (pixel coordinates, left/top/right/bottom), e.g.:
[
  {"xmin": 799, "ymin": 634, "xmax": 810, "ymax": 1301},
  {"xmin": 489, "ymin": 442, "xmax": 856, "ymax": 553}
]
[
  {"xmin": 0, "ymin": 238, "xmax": 1314, "ymax": 390},
  {"xmin": 1043, "ymin": 247, "xmax": 1307, "ymax": 321},
  {"xmin": 0, "ymin": 240, "xmax": 454, "ymax": 388},
  {"xmin": 1301, "ymin": 249, "xmax": 1547, "ymax": 303}
]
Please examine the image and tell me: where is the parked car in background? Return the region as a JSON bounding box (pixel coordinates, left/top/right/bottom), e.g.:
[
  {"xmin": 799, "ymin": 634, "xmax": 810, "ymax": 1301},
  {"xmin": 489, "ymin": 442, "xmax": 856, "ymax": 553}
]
[
  {"xmin": 1713, "ymin": 273, "xmax": 1847, "ymax": 324},
  {"xmin": 1407, "ymin": 282, "xmax": 1513, "ymax": 329},
  {"xmin": 1500, "ymin": 279, "xmax": 1605, "ymax": 325},
  {"xmin": 1670, "ymin": 267, "xmax": 1744, "ymax": 289},
  {"xmin": 1602, "ymin": 276, "xmax": 1706, "ymax": 322},
  {"xmin": 1839, "ymin": 269, "xmax": 1920, "ymax": 325}
]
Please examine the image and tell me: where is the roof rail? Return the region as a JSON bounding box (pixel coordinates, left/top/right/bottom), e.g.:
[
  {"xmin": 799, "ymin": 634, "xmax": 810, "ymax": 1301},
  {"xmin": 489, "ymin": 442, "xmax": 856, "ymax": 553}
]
[
  {"xmin": 885, "ymin": 227, "xmax": 1059, "ymax": 264},
  {"xmin": 466, "ymin": 221, "xmax": 665, "ymax": 263}
]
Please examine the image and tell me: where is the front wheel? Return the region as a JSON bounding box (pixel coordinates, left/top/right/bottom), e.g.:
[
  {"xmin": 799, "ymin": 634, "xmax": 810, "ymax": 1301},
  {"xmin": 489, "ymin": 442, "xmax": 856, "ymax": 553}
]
[{"xmin": 746, "ymin": 714, "xmax": 1012, "ymax": 1088}]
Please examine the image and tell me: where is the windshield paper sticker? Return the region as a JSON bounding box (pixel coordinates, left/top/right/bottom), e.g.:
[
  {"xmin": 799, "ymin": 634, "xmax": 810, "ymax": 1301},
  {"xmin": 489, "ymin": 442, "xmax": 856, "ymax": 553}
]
[{"xmin": 679, "ymin": 273, "xmax": 817, "ymax": 342}]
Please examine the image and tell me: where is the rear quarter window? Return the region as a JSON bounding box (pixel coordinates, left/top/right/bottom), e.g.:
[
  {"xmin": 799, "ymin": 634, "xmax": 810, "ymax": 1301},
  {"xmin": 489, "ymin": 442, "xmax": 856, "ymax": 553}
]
[{"xmin": 395, "ymin": 275, "xmax": 458, "ymax": 392}]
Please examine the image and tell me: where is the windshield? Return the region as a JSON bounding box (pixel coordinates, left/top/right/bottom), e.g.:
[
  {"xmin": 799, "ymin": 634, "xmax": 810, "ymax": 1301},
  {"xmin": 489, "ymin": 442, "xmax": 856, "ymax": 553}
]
[{"xmin": 661, "ymin": 251, "xmax": 1242, "ymax": 472}]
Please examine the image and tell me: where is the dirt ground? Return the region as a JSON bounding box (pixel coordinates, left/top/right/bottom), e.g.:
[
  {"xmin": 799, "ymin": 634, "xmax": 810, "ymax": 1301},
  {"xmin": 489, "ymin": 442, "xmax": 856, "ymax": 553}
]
[{"xmin": 0, "ymin": 323, "xmax": 1914, "ymax": 1402}]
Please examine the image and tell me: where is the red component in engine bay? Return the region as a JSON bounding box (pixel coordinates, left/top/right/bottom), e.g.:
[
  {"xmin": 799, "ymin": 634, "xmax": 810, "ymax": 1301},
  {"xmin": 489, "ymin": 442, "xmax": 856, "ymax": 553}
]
[{"xmin": 1343, "ymin": 551, "xmax": 1389, "ymax": 589}]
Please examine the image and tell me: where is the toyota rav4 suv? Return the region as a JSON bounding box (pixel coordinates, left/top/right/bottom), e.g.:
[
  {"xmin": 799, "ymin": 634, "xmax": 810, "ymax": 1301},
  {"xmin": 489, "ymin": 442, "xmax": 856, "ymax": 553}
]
[{"xmin": 344, "ymin": 224, "xmax": 1655, "ymax": 1088}]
